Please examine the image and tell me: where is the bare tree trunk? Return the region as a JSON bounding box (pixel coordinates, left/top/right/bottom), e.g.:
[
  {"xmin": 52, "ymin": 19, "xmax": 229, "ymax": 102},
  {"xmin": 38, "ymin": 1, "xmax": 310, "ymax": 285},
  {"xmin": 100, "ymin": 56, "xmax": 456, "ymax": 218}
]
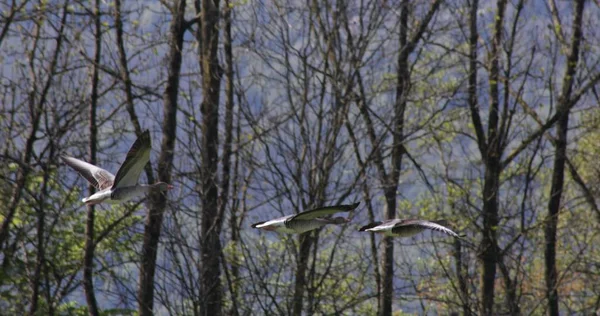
[
  {"xmin": 29, "ymin": 194, "xmax": 45, "ymax": 315},
  {"xmin": 483, "ymin": 0, "xmax": 506, "ymax": 312},
  {"xmin": 545, "ymin": 1, "xmax": 585, "ymax": 314},
  {"xmin": 347, "ymin": 119, "xmax": 381, "ymax": 310},
  {"xmin": 29, "ymin": 139, "xmax": 56, "ymax": 315},
  {"xmin": 464, "ymin": 0, "xmax": 506, "ymax": 312},
  {"xmin": 227, "ymin": 104, "xmax": 247, "ymax": 312},
  {"xmin": 454, "ymin": 235, "xmax": 470, "ymax": 315},
  {"xmin": 480, "ymin": 161, "xmax": 500, "ymax": 315},
  {"xmin": 220, "ymin": 0, "xmax": 234, "ymax": 226},
  {"xmin": 137, "ymin": 1, "xmax": 185, "ymax": 314},
  {"xmin": 292, "ymin": 234, "xmax": 312, "ymax": 316},
  {"xmin": 380, "ymin": 193, "xmax": 396, "ymax": 316},
  {"xmin": 381, "ymin": 1, "xmax": 411, "ymax": 314},
  {"xmin": 498, "ymin": 258, "xmax": 519, "ymax": 315},
  {"xmin": 198, "ymin": 0, "xmax": 224, "ymax": 314},
  {"xmin": 82, "ymin": 2, "xmax": 102, "ymax": 315},
  {"xmin": 221, "ymin": 1, "xmax": 238, "ymax": 314}
]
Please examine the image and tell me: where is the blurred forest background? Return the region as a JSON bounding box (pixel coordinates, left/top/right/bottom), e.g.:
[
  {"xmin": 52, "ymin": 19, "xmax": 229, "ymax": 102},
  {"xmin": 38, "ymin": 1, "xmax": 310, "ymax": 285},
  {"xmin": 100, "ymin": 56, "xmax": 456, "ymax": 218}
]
[{"xmin": 1, "ymin": 0, "xmax": 600, "ymax": 314}]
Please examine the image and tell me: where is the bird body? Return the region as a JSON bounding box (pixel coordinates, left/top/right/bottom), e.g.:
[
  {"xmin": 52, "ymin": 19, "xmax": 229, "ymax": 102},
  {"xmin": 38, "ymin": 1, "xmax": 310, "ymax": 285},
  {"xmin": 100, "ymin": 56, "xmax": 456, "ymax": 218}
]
[
  {"xmin": 62, "ymin": 130, "xmax": 173, "ymax": 205},
  {"xmin": 359, "ymin": 219, "xmax": 461, "ymax": 238},
  {"xmin": 252, "ymin": 202, "xmax": 359, "ymax": 234}
]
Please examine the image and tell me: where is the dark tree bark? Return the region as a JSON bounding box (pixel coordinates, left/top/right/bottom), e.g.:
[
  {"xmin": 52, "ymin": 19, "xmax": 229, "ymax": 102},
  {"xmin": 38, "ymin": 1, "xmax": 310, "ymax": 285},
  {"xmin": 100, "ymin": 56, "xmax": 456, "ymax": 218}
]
[
  {"xmin": 346, "ymin": 117, "xmax": 381, "ymax": 311},
  {"xmin": 381, "ymin": 1, "xmax": 441, "ymax": 314},
  {"xmin": 197, "ymin": 0, "xmax": 224, "ymax": 314},
  {"xmin": 292, "ymin": 233, "xmax": 312, "ymax": 316},
  {"xmin": 220, "ymin": 0, "xmax": 234, "ymax": 227},
  {"xmin": 480, "ymin": 0, "xmax": 506, "ymax": 313},
  {"xmin": 454, "ymin": 231, "xmax": 470, "ymax": 315},
  {"xmin": 545, "ymin": 1, "xmax": 585, "ymax": 314},
  {"xmin": 380, "ymin": 1, "xmax": 410, "ymax": 314},
  {"xmin": 29, "ymin": 133, "xmax": 56, "ymax": 316},
  {"xmin": 82, "ymin": 1, "xmax": 102, "ymax": 315},
  {"xmin": 221, "ymin": 1, "xmax": 237, "ymax": 314},
  {"xmin": 466, "ymin": 0, "xmax": 508, "ymax": 313},
  {"xmin": 137, "ymin": 1, "xmax": 185, "ymax": 314},
  {"xmin": 498, "ymin": 258, "xmax": 519, "ymax": 315}
]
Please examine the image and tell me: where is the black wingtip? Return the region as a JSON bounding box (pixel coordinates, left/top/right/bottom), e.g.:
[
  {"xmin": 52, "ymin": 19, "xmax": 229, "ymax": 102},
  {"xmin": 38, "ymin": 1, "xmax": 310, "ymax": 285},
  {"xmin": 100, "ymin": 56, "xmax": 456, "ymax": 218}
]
[
  {"xmin": 358, "ymin": 222, "xmax": 380, "ymax": 232},
  {"xmin": 347, "ymin": 202, "xmax": 360, "ymax": 210},
  {"xmin": 139, "ymin": 130, "xmax": 151, "ymax": 145},
  {"xmin": 251, "ymin": 221, "xmax": 265, "ymax": 228}
]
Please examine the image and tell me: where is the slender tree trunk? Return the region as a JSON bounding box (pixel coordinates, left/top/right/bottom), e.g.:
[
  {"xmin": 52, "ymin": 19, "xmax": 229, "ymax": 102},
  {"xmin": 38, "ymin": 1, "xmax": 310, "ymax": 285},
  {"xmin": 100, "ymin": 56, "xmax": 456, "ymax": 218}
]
[
  {"xmin": 345, "ymin": 106, "xmax": 382, "ymax": 312},
  {"xmin": 479, "ymin": 0, "xmax": 506, "ymax": 313},
  {"xmin": 221, "ymin": 2, "xmax": 238, "ymax": 313},
  {"xmin": 29, "ymin": 141, "xmax": 55, "ymax": 315},
  {"xmin": 221, "ymin": 0, "xmax": 234, "ymax": 223},
  {"xmin": 292, "ymin": 234, "xmax": 312, "ymax": 316},
  {"xmin": 498, "ymin": 259, "xmax": 520, "ymax": 315},
  {"xmin": 480, "ymin": 158, "xmax": 500, "ymax": 314},
  {"xmin": 454, "ymin": 236, "xmax": 470, "ymax": 315},
  {"xmin": 137, "ymin": 1, "xmax": 185, "ymax": 314},
  {"xmin": 467, "ymin": 0, "xmax": 485, "ymax": 156},
  {"xmin": 198, "ymin": 0, "xmax": 224, "ymax": 314},
  {"xmin": 83, "ymin": 1, "xmax": 102, "ymax": 314},
  {"xmin": 380, "ymin": 2, "xmax": 411, "ymax": 314},
  {"xmin": 29, "ymin": 196, "xmax": 45, "ymax": 315},
  {"xmin": 545, "ymin": 1, "xmax": 585, "ymax": 314},
  {"xmin": 380, "ymin": 193, "xmax": 396, "ymax": 316}
]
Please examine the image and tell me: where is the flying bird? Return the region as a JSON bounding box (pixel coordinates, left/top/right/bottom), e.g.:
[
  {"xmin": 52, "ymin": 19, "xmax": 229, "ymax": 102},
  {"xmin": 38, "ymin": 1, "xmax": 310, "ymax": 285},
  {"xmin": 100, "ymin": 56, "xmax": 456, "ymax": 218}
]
[
  {"xmin": 251, "ymin": 202, "xmax": 360, "ymax": 234},
  {"xmin": 61, "ymin": 130, "xmax": 173, "ymax": 205},
  {"xmin": 358, "ymin": 219, "xmax": 462, "ymax": 238}
]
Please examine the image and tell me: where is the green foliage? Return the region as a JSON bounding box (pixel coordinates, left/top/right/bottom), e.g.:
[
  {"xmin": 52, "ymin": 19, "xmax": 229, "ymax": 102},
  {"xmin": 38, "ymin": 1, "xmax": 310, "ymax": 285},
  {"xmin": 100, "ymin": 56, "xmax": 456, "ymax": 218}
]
[{"xmin": 56, "ymin": 301, "xmax": 89, "ymax": 316}]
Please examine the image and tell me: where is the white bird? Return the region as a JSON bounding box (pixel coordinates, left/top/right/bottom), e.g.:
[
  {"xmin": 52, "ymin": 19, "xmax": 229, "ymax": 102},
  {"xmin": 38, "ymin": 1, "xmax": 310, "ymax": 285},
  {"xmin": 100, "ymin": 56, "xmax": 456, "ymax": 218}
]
[
  {"xmin": 61, "ymin": 130, "xmax": 173, "ymax": 205},
  {"xmin": 358, "ymin": 219, "xmax": 463, "ymax": 238},
  {"xmin": 251, "ymin": 202, "xmax": 360, "ymax": 234}
]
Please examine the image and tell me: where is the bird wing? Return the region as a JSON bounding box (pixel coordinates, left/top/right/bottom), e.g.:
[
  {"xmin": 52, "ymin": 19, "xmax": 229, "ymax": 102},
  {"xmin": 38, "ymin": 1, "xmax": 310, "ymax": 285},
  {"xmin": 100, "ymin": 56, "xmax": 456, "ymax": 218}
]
[
  {"xmin": 251, "ymin": 216, "xmax": 291, "ymax": 228},
  {"xmin": 292, "ymin": 202, "xmax": 360, "ymax": 221},
  {"xmin": 61, "ymin": 155, "xmax": 115, "ymax": 190},
  {"xmin": 393, "ymin": 220, "xmax": 460, "ymax": 237},
  {"xmin": 361, "ymin": 219, "xmax": 402, "ymax": 231},
  {"xmin": 358, "ymin": 221, "xmax": 384, "ymax": 231},
  {"xmin": 251, "ymin": 221, "xmax": 267, "ymax": 228},
  {"xmin": 112, "ymin": 130, "xmax": 151, "ymax": 189}
]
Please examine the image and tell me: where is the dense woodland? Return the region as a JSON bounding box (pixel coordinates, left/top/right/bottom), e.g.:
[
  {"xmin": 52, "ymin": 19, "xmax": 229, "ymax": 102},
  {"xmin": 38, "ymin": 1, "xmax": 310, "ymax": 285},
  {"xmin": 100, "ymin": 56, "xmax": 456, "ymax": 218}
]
[{"xmin": 1, "ymin": 0, "xmax": 600, "ymax": 315}]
